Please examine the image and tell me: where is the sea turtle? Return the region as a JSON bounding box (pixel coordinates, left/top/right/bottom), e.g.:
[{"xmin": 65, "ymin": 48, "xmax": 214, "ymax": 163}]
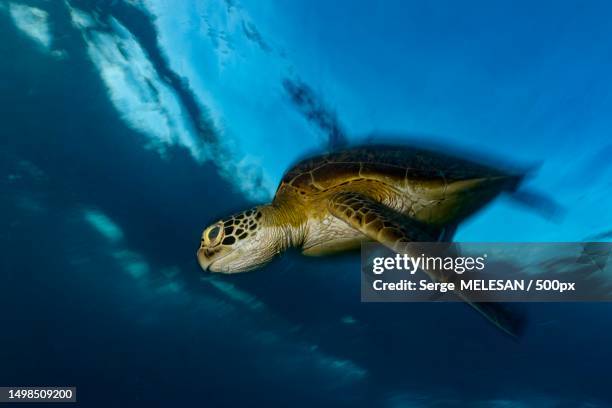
[{"xmin": 197, "ymin": 145, "xmax": 525, "ymax": 336}]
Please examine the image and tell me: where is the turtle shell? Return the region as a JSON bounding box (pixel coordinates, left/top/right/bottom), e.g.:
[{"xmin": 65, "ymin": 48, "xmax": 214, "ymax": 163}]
[{"xmin": 277, "ymin": 145, "xmax": 513, "ymax": 195}]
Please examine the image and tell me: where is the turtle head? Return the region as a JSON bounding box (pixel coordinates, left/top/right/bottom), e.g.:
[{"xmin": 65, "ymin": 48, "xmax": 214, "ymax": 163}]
[{"xmin": 197, "ymin": 206, "xmax": 282, "ymax": 273}]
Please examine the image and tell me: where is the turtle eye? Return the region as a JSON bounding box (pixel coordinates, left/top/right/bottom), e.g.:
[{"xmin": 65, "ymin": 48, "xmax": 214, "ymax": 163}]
[
  {"xmin": 203, "ymin": 223, "xmax": 224, "ymax": 245},
  {"xmin": 208, "ymin": 226, "xmax": 220, "ymax": 240}
]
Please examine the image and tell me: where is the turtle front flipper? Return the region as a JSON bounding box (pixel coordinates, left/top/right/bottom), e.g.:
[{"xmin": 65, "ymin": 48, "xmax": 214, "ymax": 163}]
[
  {"xmin": 327, "ymin": 191, "xmax": 442, "ymax": 245},
  {"xmin": 328, "ymin": 191, "xmax": 524, "ymax": 338}
]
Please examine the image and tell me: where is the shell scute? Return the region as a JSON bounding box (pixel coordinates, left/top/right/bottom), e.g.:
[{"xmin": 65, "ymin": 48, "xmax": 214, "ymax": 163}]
[{"xmin": 311, "ymin": 162, "xmax": 362, "ymax": 189}]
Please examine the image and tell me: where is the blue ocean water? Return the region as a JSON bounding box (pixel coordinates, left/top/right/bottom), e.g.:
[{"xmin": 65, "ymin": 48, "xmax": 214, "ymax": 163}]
[{"xmin": 1, "ymin": 0, "xmax": 611, "ymax": 406}]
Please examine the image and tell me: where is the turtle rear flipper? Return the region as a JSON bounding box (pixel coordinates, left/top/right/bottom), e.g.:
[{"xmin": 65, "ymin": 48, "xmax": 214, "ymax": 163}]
[
  {"xmin": 509, "ymin": 188, "xmax": 565, "ymax": 221},
  {"xmin": 328, "ymin": 191, "xmax": 524, "ymax": 338}
]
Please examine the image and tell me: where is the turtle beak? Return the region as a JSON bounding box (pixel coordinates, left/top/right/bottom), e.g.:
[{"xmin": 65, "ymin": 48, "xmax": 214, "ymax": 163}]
[{"xmin": 197, "ymin": 248, "xmax": 211, "ymax": 272}]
